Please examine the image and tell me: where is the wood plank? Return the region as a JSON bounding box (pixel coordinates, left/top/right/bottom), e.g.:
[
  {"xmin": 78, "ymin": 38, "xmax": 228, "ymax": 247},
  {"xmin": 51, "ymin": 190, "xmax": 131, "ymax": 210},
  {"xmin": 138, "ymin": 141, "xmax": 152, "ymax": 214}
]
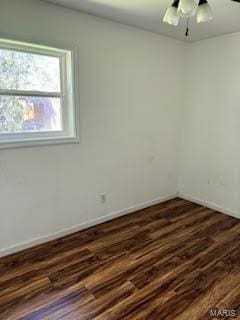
[{"xmin": 0, "ymin": 197, "xmax": 239, "ymax": 320}]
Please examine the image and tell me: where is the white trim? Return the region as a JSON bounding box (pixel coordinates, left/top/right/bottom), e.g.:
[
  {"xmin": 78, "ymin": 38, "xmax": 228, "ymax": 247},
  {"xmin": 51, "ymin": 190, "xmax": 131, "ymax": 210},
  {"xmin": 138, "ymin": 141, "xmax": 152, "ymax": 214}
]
[
  {"xmin": 0, "ymin": 135, "xmax": 79, "ymax": 150},
  {"xmin": 178, "ymin": 193, "xmax": 240, "ymax": 220},
  {"xmin": 0, "ymin": 33, "xmax": 78, "ymax": 54},
  {"xmin": 0, "ymin": 37, "xmax": 66, "ymax": 57},
  {"xmin": 0, "ymin": 38, "xmax": 78, "ymax": 149},
  {"xmin": 0, "ymin": 89, "xmax": 61, "ymax": 98},
  {"xmin": 0, "ymin": 193, "xmax": 177, "ymax": 258}
]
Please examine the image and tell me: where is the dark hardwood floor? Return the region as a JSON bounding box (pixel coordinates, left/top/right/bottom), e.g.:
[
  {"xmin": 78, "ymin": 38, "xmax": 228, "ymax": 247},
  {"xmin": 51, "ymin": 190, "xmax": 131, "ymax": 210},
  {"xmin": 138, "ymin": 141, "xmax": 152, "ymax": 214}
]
[{"xmin": 0, "ymin": 198, "xmax": 240, "ymax": 320}]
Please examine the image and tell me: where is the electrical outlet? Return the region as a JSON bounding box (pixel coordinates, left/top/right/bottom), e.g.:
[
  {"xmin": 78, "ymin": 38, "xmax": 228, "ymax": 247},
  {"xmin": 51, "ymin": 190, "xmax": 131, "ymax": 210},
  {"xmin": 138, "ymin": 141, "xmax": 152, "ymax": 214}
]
[{"xmin": 100, "ymin": 193, "xmax": 107, "ymax": 203}]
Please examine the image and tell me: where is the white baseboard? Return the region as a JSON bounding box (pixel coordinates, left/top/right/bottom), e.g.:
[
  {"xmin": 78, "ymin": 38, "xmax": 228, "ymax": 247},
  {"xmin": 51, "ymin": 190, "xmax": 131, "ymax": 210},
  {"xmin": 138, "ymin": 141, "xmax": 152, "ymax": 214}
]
[
  {"xmin": 179, "ymin": 193, "xmax": 240, "ymax": 220},
  {"xmin": 0, "ymin": 193, "xmax": 177, "ymax": 258}
]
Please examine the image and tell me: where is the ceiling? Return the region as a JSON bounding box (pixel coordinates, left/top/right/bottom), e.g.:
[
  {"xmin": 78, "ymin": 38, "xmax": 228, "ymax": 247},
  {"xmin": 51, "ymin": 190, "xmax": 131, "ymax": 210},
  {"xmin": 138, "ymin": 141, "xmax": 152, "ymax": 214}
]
[{"xmin": 44, "ymin": 0, "xmax": 240, "ymax": 41}]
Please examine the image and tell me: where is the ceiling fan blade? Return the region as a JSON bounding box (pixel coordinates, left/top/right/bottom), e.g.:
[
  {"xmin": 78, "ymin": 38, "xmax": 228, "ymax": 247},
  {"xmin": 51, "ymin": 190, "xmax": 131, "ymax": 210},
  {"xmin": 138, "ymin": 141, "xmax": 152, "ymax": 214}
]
[{"xmin": 231, "ymin": 0, "xmax": 240, "ymax": 2}]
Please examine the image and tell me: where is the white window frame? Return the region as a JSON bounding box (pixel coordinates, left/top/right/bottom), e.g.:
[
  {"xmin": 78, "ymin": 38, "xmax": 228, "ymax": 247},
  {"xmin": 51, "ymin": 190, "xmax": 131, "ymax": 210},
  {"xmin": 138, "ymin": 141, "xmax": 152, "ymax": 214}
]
[{"xmin": 0, "ymin": 38, "xmax": 78, "ymax": 149}]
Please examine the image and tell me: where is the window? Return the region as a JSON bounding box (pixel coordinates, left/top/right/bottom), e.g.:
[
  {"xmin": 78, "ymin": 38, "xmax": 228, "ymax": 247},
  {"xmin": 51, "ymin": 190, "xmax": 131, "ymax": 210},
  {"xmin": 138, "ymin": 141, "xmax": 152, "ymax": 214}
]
[{"xmin": 0, "ymin": 38, "xmax": 77, "ymax": 148}]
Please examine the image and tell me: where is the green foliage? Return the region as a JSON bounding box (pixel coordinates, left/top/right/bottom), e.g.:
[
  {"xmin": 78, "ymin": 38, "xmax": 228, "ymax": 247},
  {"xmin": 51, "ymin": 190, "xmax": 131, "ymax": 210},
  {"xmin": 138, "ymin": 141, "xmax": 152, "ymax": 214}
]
[
  {"xmin": 0, "ymin": 51, "xmax": 31, "ymax": 132},
  {"xmin": 0, "ymin": 49, "xmax": 59, "ymax": 133}
]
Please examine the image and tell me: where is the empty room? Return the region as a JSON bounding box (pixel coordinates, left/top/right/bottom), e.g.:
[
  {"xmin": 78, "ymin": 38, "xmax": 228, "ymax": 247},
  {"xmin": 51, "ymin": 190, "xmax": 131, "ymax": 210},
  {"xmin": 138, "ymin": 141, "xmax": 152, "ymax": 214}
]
[{"xmin": 0, "ymin": 0, "xmax": 240, "ymax": 319}]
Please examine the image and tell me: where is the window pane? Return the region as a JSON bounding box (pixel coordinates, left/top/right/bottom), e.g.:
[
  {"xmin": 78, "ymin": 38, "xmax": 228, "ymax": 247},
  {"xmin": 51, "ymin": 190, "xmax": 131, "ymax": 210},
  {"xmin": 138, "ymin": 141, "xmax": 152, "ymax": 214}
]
[
  {"xmin": 0, "ymin": 49, "xmax": 61, "ymax": 92},
  {"xmin": 0, "ymin": 96, "xmax": 62, "ymax": 133}
]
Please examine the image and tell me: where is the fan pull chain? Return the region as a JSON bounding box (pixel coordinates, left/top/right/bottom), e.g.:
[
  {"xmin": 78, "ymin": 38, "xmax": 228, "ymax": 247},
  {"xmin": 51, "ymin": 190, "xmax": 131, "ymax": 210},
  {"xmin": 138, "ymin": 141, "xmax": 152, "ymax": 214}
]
[{"xmin": 185, "ymin": 18, "xmax": 190, "ymax": 37}]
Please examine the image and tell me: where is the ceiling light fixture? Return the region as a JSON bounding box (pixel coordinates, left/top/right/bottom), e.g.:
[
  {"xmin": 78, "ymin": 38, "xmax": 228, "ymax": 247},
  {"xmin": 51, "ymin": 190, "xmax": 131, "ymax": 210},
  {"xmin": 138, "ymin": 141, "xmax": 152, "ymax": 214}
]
[
  {"xmin": 163, "ymin": 0, "xmax": 214, "ymax": 37},
  {"xmin": 197, "ymin": 0, "xmax": 213, "ymax": 23},
  {"xmin": 163, "ymin": 0, "xmax": 180, "ymax": 26},
  {"xmin": 178, "ymin": 0, "xmax": 197, "ymax": 16}
]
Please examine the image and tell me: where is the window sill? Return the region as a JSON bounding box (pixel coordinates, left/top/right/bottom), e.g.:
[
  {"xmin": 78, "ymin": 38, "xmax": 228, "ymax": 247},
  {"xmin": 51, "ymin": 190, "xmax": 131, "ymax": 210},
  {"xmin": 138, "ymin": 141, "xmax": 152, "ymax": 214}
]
[{"xmin": 0, "ymin": 135, "xmax": 79, "ymax": 150}]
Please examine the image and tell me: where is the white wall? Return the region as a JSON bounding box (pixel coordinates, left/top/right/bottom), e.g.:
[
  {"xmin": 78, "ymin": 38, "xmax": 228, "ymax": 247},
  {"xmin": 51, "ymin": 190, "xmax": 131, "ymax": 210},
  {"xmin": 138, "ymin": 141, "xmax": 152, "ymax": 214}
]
[
  {"xmin": 179, "ymin": 32, "xmax": 240, "ymax": 218},
  {"xmin": 0, "ymin": 0, "xmax": 185, "ymax": 254}
]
